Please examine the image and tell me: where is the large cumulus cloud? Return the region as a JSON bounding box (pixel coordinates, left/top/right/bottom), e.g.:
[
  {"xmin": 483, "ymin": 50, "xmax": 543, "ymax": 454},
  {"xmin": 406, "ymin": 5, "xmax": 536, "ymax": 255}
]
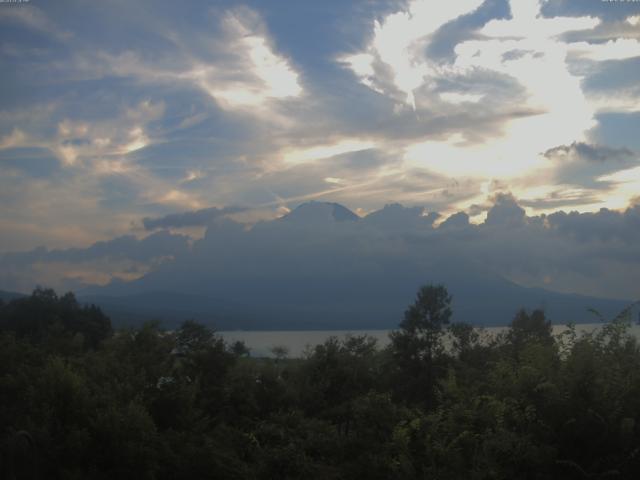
[{"xmin": 2, "ymin": 195, "xmax": 638, "ymax": 309}]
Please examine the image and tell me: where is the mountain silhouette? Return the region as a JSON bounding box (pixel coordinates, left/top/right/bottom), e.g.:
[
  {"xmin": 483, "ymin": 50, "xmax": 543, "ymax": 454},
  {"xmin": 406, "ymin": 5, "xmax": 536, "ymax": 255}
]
[
  {"xmin": 80, "ymin": 202, "xmax": 631, "ymax": 330},
  {"xmin": 280, "ymin": 201, "xmax": 360, "ymax": 225}
]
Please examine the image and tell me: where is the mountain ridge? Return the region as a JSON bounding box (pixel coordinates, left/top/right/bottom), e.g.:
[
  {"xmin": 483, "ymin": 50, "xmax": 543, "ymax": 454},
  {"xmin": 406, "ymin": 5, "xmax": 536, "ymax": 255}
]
[{"xmin": 74, "ymin": 200, "xmax": 635, "ymax": 330}]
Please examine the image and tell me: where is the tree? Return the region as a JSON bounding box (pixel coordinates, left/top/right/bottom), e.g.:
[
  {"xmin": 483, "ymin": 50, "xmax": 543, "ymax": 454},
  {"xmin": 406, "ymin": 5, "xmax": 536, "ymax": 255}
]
[
  {"xmin": 0, "ymin": 288, "xmax": 112, "ymax": 349},
  {"xmin": 174, "ymin": 320, "xmax": 235, "ymax": 418},
  {"xmin": 270, "ymin": 345, "xmax": 290, "ymax": 361},
  {"xmin": 176, "ymin": 320, "xmax": 216, "ymax": 355},
  {"xmin": 507, "ymin": 308, "xmax": 553, "ymax": 352},
  {"xmin": 390, "ymin": 284, "xmax": 452, "ymax": 407},
  {"xmin": 230, "ymin": 340, "xmax": 250, "ymax": 357}
]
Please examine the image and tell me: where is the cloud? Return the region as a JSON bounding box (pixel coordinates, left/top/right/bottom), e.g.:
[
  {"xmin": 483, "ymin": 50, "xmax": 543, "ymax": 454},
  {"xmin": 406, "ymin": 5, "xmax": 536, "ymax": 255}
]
[
  {"xmin": 542, "ymin": 141, "xmax": 639, "ymax": 190},
  {"xmin": 1, "ymin": 230, "xmax": 190, "ymax": 266},
  {"xmin": 363, "ymin": 203, "xmax": 439, "ymax": 231},
  {"xmin": 517, "ymin": 187, "xmax": 603, "ymax": 211},
  {"xmin": 0, "ymin": 147, "xmax": 61, "ymax": 178},
  {"xmin": 142, "ymin": 206, "xmax": 246, "ymax": 230},
  {"xmin": 484, "ymin": 193, "xmax": 527, "ymax": 227},
  {"xmin": 340, "ymin": 0, "xmax": 485, "ymax": 108},
  {"xmin": 569, "ymin": 38, "xmax": 640, "ymax": 62},
  {"xmin": 438, "ymin": 92, "xmax": 484, "ymax": 104},
  {"xmin": 61, "ymin": 7, "xmax": 302, "ymax": 113},
  {"xmin": 439, "ymin": 211, "xmax": 470, "ymax": 229},
  {"xmin": 2, "ymin": 196, "xmax": 639, "ymax": 304},
  {"xmin": 281, "ymin": 139, "xmax": 378, "ymax": 167},
  {"xmin": 0, "ymin": 0, "xmax": 639, "ymax": 255},
  {"xmin": 546, "ymin": 204, "xmax": 640, "ymax": 244},
  {"xmin": 180, "ymin": 8, "xmax": 302, "ymax": 110},
  {"xmin": 544, "ymin": 142, "xmax": 634, "ymax": 163},
  {"xmin": 335, "ymin": 0, "xmax": 640, "ymax": 209},
  {"xmin": 0, "ymin": 5, "xmax": 72, "ymax": 41},
  {"xmin": 542, "ymin": 0, "xmax": 640, "ymax": 22},
  {"xmin": 0, "ymin": 230, "xmax": 190, "ymax": 293},
  {"xmin": 110, "ymin": 197, "xmax": 640, "ymax": 312},
  {"xmin": 452, "ymin": 1, "xmax": 599, "ymax": 152}
]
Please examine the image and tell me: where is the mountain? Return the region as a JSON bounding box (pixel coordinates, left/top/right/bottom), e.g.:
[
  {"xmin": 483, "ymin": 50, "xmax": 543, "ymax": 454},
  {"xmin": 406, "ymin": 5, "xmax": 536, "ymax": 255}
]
[
  {"xmin": 0, "ymin": 290, "xmax": 26, "ymax": 302},
  {"xmin": 78, "ymin": 291, "xmax": 250, "ymax": 329},
  {"xmin": 78, "ymin": 201, "xmax": 633, "ymax": 330},
  {"xmin": 281, "ymin": 201, "xmax": 360, "ymax": 225},
  {"xmin": 79, "ymin": 277, "xmax": 629, "ymax": 331}
]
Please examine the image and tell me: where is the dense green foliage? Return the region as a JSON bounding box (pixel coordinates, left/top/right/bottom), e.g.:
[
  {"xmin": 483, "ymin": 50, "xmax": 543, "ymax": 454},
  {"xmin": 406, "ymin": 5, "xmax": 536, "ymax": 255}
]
[{"xmin": 1, "ymin": 286, "xmax": 640, "ymax": 479}]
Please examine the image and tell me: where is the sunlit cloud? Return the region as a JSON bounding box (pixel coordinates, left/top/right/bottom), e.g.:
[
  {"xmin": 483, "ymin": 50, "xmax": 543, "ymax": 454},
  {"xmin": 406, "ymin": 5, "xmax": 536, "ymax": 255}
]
[
  {"xmin": 481, "ymin": 3, "xmax": 599, "ymax": 38},
  {"xmin": 0, "ymin": 129, "xmax": 27, "ymax": 149},
  {"xmin": 454, "ymin": 5, "xmax": 599, "ymax": 147},
  {"xmin": 404, "ymin": 134, "xmax": 550, "ymax": 179},
  {"xmin": 118, "ymin": 127, "xmax": 149, "ymax": 154},
  {"xmin": 596, "ymin": 165, "xmax": 640, "ymax": 210},
  {"xmin": 587, "ymin": 94, "xmax": 640, "ymax": 114},
  {"xmin": 438, "ymin": 92, "xmax": 484, "ymax": 104},
  {"xmin": 191, "ymin": 12, "xmax": 302, "ymax": 109},
  {"xmin": 337, "ymin": 53, "xmax": 380, "ymax": 93},
  {"xmin": 1, "ymin": 0, "xmax": 639, "ymax": 258},
  {"xmin": 338, "ymin": 0, "xmax": 640, "ymax": 204},
  {"xmin": 569, "ymin": 38, "xmax": 640, "ymax": 61},
  {"xmin": 324, "ymin": 177, "xmax": 344, "ymax": 185},
  {"xmin": 182, "ymin": 169, "xmax": 204, "ymax": 183},
  {"xmin": 600, "ymin": 165, "xmax": 640, "ymax": 184},
  {"xmin": 281, "ymin": 139, "xmax": 377, "ymax": 167},
  {"xmin": 341, "ymin": 0, "xmax": 485, "ymax": 108},
  {"xmin": 157, "ymin": 189, "xmax": 202, "ymax": 210},
  {"xmin": 93, "ymin": 159, "xmax": 132, "ymax": 176}
]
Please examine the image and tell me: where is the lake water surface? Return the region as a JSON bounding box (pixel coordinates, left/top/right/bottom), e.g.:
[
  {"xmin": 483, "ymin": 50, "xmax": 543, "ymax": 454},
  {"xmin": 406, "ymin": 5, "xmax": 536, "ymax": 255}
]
[{"xmin": 220, "ymin": 323, "xmax": 640, "ymax": 358}]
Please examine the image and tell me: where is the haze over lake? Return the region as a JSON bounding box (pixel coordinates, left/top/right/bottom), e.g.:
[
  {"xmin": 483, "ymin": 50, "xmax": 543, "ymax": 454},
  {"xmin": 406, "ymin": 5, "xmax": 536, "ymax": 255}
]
[{"xmin": 220, "ymin": 323, "xmax": 640, "ymax": 358}]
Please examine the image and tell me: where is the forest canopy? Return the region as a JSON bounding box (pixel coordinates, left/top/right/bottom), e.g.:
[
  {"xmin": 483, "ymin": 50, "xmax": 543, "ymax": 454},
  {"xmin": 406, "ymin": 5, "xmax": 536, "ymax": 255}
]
[{"xmin": 1, "ymin": 286, "xmax": 640, "ymax": 479}]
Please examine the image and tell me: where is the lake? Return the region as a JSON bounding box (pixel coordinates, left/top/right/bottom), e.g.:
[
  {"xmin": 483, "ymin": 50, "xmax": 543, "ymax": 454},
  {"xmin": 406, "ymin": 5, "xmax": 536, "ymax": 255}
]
[{"xmin": 220, "ymin": 322, "xmax": 640, "ymax": 358}]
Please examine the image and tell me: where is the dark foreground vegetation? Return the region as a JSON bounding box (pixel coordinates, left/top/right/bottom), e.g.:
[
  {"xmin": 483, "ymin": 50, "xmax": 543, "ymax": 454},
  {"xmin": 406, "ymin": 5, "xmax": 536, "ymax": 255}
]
[{"xmin": 1, "ymin": 287, "xmax": 640, "ymax": 479}]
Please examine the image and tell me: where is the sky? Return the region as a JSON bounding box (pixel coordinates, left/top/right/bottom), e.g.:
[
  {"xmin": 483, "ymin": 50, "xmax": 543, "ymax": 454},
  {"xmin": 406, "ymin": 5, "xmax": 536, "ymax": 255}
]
[{"xmin": 0, "ymin": 0, "xmax": 639, "ymax": 300}]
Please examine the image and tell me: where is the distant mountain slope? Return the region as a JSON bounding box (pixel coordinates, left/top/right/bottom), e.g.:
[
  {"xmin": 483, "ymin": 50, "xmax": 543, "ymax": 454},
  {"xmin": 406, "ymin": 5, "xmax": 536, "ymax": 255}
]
[
  {"xmin": 79, "ymin": 268, "xmax": 630, "ymax": 331},
  {"xmin": 0, "ymin": 290, "xmax": 27, "ymax": 302},
  {"xmin": 281, "ymin": 201, "xmax": 360, "ymax": 224},
  {"xmin": 79, "ymin": 201, "xmax": 633, "ymax": 330},
  {"xmin": 78, "ymin": 291, "xmax": 251, "ymax": 329}
]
